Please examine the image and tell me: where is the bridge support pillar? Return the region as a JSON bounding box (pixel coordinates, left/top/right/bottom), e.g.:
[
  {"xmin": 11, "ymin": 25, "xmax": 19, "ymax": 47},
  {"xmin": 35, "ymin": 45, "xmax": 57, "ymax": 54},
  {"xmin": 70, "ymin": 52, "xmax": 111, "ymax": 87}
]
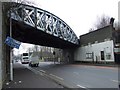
[{"xmin": 0, "ymin": 2, "xmax": 11, "ymax": 89}]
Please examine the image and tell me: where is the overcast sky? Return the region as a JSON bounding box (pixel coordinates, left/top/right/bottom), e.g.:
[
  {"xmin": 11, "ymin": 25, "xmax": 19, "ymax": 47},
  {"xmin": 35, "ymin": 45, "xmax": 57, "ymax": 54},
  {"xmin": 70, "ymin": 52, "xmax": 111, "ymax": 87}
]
[
  {"xmin": 13, "ymin": 0, "xmax": 119, "ymax": 55},
  {"xmin": 32, "ymin": 0, "xmax": 119, "ymax": 36}
]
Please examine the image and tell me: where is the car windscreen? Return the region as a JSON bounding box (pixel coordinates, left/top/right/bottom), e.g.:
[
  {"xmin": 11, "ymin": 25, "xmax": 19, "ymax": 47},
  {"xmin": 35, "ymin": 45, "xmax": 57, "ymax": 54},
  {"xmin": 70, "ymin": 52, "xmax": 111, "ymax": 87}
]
[
  {"xmin": 23, "ymin": 57, "xmax": 28, "ymax": 59},
  {"xmin": 23, "ymin": 53, "xmax": 28, "ymax": 56}
]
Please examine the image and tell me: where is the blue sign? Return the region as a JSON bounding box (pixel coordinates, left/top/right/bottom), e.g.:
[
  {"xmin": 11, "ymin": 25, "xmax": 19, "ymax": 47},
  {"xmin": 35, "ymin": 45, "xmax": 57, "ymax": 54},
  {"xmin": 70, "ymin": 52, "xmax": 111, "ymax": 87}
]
[{"xmin": 5, "ymin": 36, "xmax": 21, "ymax": 49}]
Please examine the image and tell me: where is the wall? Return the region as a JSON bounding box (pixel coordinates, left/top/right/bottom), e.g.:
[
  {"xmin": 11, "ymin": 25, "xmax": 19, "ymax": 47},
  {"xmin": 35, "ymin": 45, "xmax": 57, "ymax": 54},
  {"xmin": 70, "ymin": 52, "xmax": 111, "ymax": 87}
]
[
  {"xmin": 74, "ymin": 40, "xmax": 115, "ymax": 62},
  {"xmin": 80, "ymin": 25, "xmax": 113, "ymax": 46}
]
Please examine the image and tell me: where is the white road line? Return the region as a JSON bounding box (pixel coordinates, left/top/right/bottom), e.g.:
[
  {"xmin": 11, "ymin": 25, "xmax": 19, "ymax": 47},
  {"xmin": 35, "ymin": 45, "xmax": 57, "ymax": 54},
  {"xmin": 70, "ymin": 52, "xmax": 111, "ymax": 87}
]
[
  {"xmin": 77, "ymin": 84, "xmax": 86, "ymax": 88},
  {"xmin": 27, "ymin": 67, "xmax": 44, "ymax": 75},
  {"xmin": 73, "ymin": 72, "xmax": 79, "ymax": 75},
  {"xmin": 111, "ymin": 79, "xmax": 120, "ymax": 83},
  {"xmin": 40, "ymin": 70, "xmax": 46, "ymax": 73},
  {"xmin": 50, "ymin": 74, "xmax": 64, "ymax": 81}
]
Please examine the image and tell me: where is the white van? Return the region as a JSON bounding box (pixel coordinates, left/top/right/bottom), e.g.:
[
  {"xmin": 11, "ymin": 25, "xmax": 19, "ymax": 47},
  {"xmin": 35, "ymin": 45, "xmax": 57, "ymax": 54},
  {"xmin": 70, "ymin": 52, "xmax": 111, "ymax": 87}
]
[{"xmin": 29, "ymin": 56, "xmax": 39, "ymax": 67}]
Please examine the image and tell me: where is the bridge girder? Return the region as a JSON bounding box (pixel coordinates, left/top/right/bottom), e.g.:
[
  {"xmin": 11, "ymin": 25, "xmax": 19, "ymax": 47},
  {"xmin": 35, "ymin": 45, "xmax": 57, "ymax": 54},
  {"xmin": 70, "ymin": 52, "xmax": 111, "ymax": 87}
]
[{"xmin": 9, "ymin": 3, "xmax": 79, "ymax": 45}]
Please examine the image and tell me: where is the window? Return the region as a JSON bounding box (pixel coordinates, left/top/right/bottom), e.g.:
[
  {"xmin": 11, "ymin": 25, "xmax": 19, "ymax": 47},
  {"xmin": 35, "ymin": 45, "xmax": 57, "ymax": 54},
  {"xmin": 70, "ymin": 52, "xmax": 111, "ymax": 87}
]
[
  {"xmin": 23, "ymin": 57, "xmax": 29, "ymax": 59},
  {"xmin": 95, "ymin": 41, "xmax": 98, "ymax": 44},
  {"xmin": 86, "ymin": 53, "xmax": 93, "ymax": 59},
  {"xmin": 88, "ymin": 43, "xmax": 91, "ymax": 46},
  {"xmin": 104, "ymin": 38, "xmax": 110, "ymax": 42},
  {"xmin": 23, "ymin": 53, "xmax": 28, "ymax": 56},
  {"xmin": 106, "ymin": 54, "xmax": 111, "ymax": 60}
]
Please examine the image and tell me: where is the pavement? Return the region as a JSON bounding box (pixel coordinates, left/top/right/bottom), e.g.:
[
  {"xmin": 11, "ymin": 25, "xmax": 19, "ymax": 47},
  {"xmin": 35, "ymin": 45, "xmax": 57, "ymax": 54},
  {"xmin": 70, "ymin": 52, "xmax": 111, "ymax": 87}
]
[
  {"xmin": 73, "ymin": 62, "xmax": 119, "ymax": 67},
  {"xmin": 2, "ymin": 63, "xmax": 64, "ymax": 89}
]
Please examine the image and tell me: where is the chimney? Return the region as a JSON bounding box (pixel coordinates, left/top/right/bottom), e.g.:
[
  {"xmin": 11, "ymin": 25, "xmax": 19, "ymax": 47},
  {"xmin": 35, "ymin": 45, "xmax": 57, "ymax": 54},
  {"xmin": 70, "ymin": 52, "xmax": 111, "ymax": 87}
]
[{"xmin": 110, "ymin": 17, "xmax": 115, "ymax": 27}]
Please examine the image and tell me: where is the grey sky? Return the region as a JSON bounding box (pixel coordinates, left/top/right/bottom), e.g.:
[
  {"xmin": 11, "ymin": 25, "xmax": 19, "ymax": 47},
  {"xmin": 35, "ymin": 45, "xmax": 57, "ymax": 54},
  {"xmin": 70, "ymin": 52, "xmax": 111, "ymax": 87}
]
[{"xmin": 33, "ymin": 0, "xmax": 119, "ymax": 36}]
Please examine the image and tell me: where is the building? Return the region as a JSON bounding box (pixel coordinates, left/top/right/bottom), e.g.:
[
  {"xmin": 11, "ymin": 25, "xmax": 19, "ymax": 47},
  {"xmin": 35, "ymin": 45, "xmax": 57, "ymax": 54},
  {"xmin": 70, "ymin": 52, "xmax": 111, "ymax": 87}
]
[
  {"xmin": 74, "ymin": 25, "xmax": 117, "ymax": 63},
  {"xmin": 113, "ymin": 28, "xmax": 120, "ymax": 63}
]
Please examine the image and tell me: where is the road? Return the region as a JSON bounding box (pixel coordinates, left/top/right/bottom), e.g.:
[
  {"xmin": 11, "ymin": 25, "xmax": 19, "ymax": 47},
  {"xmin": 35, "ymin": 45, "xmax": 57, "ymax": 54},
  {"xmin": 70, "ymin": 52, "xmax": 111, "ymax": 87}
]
[{"xmin": 23, "ymin": 62, "xmax": 118, "ymax": 89}]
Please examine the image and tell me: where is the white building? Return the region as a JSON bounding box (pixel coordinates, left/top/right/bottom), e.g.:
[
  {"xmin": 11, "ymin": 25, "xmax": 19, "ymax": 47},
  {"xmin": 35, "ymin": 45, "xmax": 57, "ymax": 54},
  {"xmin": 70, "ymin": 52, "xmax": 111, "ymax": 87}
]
[{"xmin": 74, "ymin": 25, "xmax": 116, "ymax": 63}]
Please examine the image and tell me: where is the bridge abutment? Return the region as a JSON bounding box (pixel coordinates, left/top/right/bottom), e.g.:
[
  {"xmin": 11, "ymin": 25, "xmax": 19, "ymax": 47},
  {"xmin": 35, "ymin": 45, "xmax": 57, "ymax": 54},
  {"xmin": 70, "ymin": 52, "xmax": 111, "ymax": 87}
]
[
  {"xmin": 0, "ymin": 2, "xmax": 11, "ymax": 89},
  {"xmin": 62, "ymin": 49, "xmax": 75, "ymax": 64}
]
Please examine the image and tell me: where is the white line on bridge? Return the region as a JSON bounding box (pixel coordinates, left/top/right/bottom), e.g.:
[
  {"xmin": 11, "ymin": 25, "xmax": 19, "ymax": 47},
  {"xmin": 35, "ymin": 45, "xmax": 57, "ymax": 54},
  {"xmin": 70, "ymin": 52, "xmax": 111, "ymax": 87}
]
[{"xmin": 49, "ymin": 74, "xmax": 64, "ymax": 81}]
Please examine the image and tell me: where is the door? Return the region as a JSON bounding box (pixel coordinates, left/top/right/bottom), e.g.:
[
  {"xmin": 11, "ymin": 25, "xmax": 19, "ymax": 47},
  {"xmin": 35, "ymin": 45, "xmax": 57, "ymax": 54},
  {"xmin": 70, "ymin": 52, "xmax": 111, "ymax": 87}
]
[{"xmin": 101, "ymin": 51, "xmax": 105, "ymax": 60}]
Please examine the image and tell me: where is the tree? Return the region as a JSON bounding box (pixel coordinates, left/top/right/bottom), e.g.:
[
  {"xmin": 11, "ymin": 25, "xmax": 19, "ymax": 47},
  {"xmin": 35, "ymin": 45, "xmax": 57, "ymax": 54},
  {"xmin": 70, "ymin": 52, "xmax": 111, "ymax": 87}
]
[
  {"xmin": 11, "ymin": 0, "xmax": 36, "ymax": 6},
  {"xmin": 89, "ymin": 28, "xmax": 94, "ymax": 32},
  {"xmin": 94, "ymin": 15, "xmax": 111, "ymax": 29}
]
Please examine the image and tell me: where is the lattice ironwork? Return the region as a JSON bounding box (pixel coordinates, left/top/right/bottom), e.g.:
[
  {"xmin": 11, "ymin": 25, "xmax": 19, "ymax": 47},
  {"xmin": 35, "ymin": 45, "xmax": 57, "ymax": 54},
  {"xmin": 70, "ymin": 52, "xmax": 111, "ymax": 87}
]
[{"xmin": 10, "ymin": 4, "xmax": 79, "ymax": 45}]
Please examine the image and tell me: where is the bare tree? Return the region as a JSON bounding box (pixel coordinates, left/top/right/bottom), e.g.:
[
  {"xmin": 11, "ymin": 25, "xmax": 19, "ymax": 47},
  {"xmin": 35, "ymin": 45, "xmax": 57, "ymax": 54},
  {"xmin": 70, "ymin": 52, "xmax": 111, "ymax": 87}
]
[
  {"xmin": 94, "ymin": 15, "xmax": 111, "ymax": 29},
  {"xmin": 89, "ymin": 28, "xmax": 94, "ymax": 32},
  {"xmin": 11, "ymin": 0, "xmax": 36, "ymax": 6}
]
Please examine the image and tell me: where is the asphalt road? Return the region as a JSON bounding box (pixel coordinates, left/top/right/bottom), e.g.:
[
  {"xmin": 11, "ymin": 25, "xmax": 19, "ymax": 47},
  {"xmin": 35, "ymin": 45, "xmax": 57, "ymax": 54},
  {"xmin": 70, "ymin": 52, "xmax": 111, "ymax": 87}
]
[{"xmin": 24, "ymin": 62, "xmax": 119, "ymax": 89}]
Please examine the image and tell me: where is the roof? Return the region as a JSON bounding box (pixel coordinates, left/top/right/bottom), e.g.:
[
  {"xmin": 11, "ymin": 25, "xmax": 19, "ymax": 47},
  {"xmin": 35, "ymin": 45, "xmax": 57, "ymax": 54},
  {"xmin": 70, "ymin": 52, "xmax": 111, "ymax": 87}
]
[{"xmin": 79, "ymin": 25, "xmax": 114, "ymax": 46}]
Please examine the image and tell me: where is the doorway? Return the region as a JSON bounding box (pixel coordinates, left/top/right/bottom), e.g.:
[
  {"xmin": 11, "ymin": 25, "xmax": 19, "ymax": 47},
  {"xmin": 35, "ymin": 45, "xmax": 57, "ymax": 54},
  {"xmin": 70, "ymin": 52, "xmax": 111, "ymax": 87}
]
[{"xmin": 101, "ymin": 51, "xmax": 105, "ymax": 60}]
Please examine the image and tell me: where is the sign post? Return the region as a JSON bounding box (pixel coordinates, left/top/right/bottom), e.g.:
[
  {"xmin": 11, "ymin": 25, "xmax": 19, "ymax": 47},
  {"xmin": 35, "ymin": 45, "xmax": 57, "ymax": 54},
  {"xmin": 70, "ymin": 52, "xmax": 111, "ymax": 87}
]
[
  {"xmin": 10, "ymin": 11, "xmax": 13, "ymax": 81},
  {"xmin": 5, "ymin": 19, "xmax": 21, "ymax": 81},
  {"xmin": 5, "ymin": 10, "xmax": 21, "ymax": 81}
]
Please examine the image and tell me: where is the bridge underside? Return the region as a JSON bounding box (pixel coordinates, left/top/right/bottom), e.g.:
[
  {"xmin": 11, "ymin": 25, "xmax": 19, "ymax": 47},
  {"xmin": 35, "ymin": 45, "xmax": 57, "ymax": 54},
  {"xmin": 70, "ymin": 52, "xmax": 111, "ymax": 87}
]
[{"xmin": 12, "ymin": 20, "xmax": 78, "ymax": 49}]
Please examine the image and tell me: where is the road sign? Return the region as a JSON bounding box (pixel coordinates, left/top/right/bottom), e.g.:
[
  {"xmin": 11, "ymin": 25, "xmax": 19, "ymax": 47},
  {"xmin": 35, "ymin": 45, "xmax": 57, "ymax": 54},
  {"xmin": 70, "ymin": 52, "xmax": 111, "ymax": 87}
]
[{"xmin": 5, "ymin": 36, "xmax": 21, "ymax": 49}]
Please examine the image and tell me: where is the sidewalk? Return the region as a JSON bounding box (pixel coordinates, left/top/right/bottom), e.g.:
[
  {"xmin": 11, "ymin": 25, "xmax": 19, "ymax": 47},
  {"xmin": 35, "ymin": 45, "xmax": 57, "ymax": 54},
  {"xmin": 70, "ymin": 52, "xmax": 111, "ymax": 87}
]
[
  {"xmin": 74, "ymin": 61, "xmax": 119, "ymax": 67},
  {"xmin": 2, "ymin": 63, "xmax": 63, "ymax": 89}
]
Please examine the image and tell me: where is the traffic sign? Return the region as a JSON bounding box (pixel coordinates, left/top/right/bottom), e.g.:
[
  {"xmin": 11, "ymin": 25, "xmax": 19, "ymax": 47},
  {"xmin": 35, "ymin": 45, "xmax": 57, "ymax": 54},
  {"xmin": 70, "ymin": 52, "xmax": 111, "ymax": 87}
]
[{"xmin": 5, "ymin": 36, "xmax": 21, "ymax": 49}]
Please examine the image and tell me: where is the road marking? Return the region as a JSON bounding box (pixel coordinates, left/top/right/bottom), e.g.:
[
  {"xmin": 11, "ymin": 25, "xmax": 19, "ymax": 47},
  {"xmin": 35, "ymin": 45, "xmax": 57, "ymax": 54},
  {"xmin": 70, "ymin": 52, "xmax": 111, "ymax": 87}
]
[
  {"xmin": 77, "ymin": 84, "xmax": 86, "ymax": 88},
  {"xmin": 40, "ymin": 73, "xmax": 44, "ymax": 76},
  {"xmin": 73, "ymin": 72, "xmax": 79, "ymax": 75},
  {"xmin": 111, "ymin": 79, "xmax": 120, "ymax": 83},
  {"xmin": 27, "ymin": 67, "xmax": 45, "ymax": 76},
  {"xmin": 33, "ymin": 69, "xmax": 46, "ymax": 75},
  {"xmin": 40, "ymin": 70, "xmax": 46, "ymax": 73},
  {"xmin": 50, "ymin": 74, "xmax": 64, "ymax": 81}
]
